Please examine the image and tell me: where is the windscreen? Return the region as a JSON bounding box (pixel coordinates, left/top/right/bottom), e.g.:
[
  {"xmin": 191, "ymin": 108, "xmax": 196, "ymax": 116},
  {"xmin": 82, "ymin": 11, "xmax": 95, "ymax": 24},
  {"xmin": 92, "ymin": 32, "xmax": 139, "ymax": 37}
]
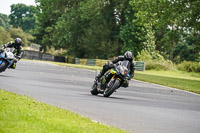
[{"xmin": 121, "ymin": 60, "xmax": 131, "ymax": 73}]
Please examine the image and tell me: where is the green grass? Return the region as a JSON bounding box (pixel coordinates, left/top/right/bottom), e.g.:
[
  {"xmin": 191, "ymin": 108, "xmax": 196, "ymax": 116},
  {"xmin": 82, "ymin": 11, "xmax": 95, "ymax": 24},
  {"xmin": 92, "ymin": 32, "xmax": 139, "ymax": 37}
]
[
  {"xmin": 22, "ymin": 59, "xmax": 200, "ymax": 94},
  {"xmin": 135, "ymin": 71, "xmax": 200, "ymax": 94},
  {"xmin": 0, "ymin": 90, "xmax": 128, "ymax": 133},
  {"xmin": 136, "ymin": 70, "xmax": 200, "ymax": 81}
]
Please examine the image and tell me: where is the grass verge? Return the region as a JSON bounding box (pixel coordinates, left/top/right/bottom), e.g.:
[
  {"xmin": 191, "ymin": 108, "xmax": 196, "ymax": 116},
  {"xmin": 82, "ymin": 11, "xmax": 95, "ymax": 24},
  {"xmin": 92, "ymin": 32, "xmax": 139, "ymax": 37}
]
[
  {"xmin": 0, "ymin": 90, "xmax": 128, "ymax": 133},
  {"xmin": 135, "ymin": 71, "xmax": 200, "ymax": 94},
  {"xmin": 24, "ymin": 59, "xmax": 200, "ymax": 94}
]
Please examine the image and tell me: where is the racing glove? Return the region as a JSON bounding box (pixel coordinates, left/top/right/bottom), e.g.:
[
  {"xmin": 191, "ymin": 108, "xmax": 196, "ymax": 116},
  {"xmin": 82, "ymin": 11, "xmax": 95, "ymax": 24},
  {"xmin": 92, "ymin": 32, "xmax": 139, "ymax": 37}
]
[{"xmin": 0, "ymin": 48, "xmax": 4, "ymax": 53}]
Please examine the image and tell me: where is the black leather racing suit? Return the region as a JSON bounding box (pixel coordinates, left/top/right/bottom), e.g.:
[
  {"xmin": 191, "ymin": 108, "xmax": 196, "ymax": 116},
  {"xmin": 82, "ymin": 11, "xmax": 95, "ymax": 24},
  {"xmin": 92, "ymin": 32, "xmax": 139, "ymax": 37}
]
[{"xmin": 97, "ymin": 55, "xmax": 135, "ymax": 80}]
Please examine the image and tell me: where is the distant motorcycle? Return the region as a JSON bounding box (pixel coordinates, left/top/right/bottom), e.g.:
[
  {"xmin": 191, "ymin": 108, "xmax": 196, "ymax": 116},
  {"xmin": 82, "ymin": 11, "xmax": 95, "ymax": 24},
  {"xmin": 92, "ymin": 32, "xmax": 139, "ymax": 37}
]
[
  {"xmin": 91, "ymin": 60, "xmax": 130, "ymax": 97},
  {"xmin": 0, "ymin": 48, "xmax": 18, "ymax": 73}
]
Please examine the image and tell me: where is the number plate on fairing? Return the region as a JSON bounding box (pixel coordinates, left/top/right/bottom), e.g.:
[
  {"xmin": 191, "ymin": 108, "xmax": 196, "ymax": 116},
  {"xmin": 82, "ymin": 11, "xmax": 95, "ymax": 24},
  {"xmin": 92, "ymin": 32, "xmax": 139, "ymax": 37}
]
[{"xmin": 6, "ymin": 52, "xmax": 14, "ymax": 59}]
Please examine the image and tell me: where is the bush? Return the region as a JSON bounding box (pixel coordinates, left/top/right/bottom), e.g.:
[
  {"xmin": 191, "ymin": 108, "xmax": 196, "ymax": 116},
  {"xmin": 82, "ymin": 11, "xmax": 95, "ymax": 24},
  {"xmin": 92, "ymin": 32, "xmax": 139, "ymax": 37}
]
[
  {"xmin": 177, "ymin": 61, "xmax": 200, "ymax": 73},
  {"xmin": 137, "ymin": 50, "xmax": 152, "ymax": 61},
  {"xmin": 136, "ymin": 50, "xmax": 174, "ymax": 70},
  {"xmin": 66, "ymin": 56, "xmax": 75, "ymax": 63},
  {"xmin": 145, "ymin": 60, "xmax": 174, "ymax": 70},
  {"xmin": 0, "ymin": 26, "xmax": 12, "ymax": 44}
]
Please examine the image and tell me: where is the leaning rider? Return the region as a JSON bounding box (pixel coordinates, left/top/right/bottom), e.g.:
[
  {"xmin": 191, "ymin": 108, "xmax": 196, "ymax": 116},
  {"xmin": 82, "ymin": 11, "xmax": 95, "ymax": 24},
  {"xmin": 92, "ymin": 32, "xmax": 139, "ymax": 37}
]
[
  {"xmin": 1, "ymin": 38, "xmax": 22, "ymax": 69},
  {"xmin": 95, "ymin": 51, "xmax": 135, "ymax": 86}
]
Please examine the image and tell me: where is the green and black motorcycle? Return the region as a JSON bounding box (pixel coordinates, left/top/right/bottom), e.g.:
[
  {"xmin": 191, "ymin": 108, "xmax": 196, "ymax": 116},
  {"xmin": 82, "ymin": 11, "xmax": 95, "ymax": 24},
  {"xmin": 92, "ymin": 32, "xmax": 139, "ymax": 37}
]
[{"xmin": 91, "ymin": 60, "xmax": 130, "ymax": 97}]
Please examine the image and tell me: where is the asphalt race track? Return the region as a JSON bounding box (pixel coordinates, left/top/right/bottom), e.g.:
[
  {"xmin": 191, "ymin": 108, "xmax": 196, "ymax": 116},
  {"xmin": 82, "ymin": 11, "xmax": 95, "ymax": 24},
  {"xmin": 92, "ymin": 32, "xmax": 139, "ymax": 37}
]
[{"xmin": 0, "ymin": 60, "xmax": 200, "ymax": 133}]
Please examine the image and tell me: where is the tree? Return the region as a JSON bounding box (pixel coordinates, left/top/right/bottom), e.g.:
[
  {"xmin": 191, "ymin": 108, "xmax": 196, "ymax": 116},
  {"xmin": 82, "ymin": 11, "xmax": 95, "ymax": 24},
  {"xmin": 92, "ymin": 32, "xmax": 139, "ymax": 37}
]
[
  {"xmin": 130, "ymin": 0, "xmax": 200, "ymax": 62},
  {"xmin": 120, "ymin": 0, "xmax": 146, "ymax": 57},
  {"xmin": 8, "ymin": 28, "xmax": 34, "ymax": 46},
  {"xmin": 51, "ymin": 0, "xmax": 112, "ymax": 58},
  {"xmin": 9, "ymin": 4, "xmax": 37, "ymax": 33},
  {"xmin": 0, "ymin": 27, "xmax": 12, "ymax": 45},
  {"xmin": 0, "ymin": 14, "xmax": 11, "ymax": 30},
  {"xmin": 36, "ymin": 0, "xmax": 123, "ymax": 58},
  {"xmin": 0, "ymin": 26, "xmax": 34, "ymax": 47},
  {"xmin": 35, "ymin": 0, "xmax": 73, "ymax": 52},
  {"xmin": 173, "ymin": 32, "xmax": 200, "ymax": 62},
  {"xmin": 34, "ymin": 0, "xmax": 200, "ymax": 61}
]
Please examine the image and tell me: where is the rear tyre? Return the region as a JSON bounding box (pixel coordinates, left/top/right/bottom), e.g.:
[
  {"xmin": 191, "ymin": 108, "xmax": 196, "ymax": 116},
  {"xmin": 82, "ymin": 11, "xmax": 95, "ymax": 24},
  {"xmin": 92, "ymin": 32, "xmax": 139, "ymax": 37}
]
[
  {"xmin": 91, "ymin": 82, "xmax": 99, "ymax": 95},
  {"xmin": 103, "ymin": 79, "xmax": 120, "ymax": 97}
]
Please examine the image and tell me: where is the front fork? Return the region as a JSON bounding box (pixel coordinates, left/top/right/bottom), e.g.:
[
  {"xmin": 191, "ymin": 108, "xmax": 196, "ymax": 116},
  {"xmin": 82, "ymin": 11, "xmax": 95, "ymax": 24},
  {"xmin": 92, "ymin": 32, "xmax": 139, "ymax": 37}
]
[
  {"xmin": 97, "ymin": 73, "xmax": 115, "ymax": 93},
  {"xmin": 0, "ymin": 58, "xmax": 8, "ymax": 65},
  {"xmin": 107, "ymin": 75, "xmax": 122, "ymax": 90},
  {"xmin": 0, "ymin": 59, "xmax": 3, "ymax": 64}
]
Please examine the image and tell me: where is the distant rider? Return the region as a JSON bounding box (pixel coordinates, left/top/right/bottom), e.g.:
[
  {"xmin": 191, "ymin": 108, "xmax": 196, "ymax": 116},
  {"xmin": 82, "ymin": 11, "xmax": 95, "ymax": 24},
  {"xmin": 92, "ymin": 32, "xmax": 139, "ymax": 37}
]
[
  {"xmin": 95, "ymin": 51, "xmax": 135, "ymax": 86},
  {"xmin": 1, "ymin": 38, "xmax": 22, "ymax": 69}
]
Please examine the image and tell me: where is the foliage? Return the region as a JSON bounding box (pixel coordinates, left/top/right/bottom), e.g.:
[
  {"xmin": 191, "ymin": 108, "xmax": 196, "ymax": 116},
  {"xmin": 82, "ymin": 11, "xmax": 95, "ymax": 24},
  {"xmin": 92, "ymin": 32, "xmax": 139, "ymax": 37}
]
[
  {"xmin": 136, "ymin": 50, "xmax": 152, "ymax": 61},
  {"xmin": 173, "ymin": 32, "xmax": 200, "ymax": 63},
  {"xmin": 45, "ymin": 47, "xmax": 67, "ymax": 57},
  {"xmin": 0, "ymin": 27, "xmax": 34, "ymax": 47},
  {"xmin": 35, "ymin": 0, "xmax": 145, "ymax": 58},
  {"xmin": 33, "ymin": 0, "xmax": 200, "ymax": 62},
  {"xmin": 177, "ymin": 61, "xmax": 200, "ymax": 73},
  {"xmin": 119, "ymin": 1, "xmax": 146, "ymax": 57},
  {"xmin": 34, "ymin": 0, "xmax": 72, "ymax": 52},
  {"xmin": 0, "ymin": 13, "xmax": 11, "ymax": 29},
  {"xmin": 0, "ymin": 27, "xmax": 12, "ymax": 45},
  {"xmin": 0, "ymin": 4, "xmax": 36, "ymax": 47},
  {"xmin": 145, "ymin": 60, "xmax": 174, "ymax": 71},
  {"xmin": 136, "ymin": 49, "xmax": 173, "ymax": 71},
  {"xmin": 8, "ymin": 28, "xmax": 34, "ymax": 46},
  {"xmin": 9, "ymin": 4, "xmax": 37, "ymax": 33},
  {"xmin": 130, "ymin": 0, "xmax": 200, "ymax": 62}
]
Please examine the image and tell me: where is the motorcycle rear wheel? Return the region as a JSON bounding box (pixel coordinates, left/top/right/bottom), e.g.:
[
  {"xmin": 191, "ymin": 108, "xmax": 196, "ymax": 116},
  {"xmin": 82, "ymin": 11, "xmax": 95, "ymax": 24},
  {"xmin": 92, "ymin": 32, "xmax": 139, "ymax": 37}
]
[
  {"xmin": 91, "ymin": 82, "xmax": 99, "ymax": 95},
  {"xmin": 103, "ymin": 79, "xmax": 120, "ymax": 97}
]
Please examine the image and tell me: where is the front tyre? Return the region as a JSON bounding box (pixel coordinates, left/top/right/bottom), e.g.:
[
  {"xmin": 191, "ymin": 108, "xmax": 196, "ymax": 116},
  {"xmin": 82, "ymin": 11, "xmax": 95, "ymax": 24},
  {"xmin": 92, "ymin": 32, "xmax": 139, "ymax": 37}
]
[
  {"xmin": 0, "ymin": 60, "xmax": 9, "ymax": 73},
  {"xmin": 103, "ymin": 79, "xmax": 120, "ymax": 97}
]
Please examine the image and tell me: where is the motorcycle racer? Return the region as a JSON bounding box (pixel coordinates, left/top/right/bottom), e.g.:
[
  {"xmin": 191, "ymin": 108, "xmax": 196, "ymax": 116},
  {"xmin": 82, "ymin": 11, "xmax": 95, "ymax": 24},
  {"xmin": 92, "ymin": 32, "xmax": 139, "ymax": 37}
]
[
  {"xmin": 1, "ymin": 38, "xmax": 22, "ymax": 69},
  {"xmin": 95, "ymin": 51, "xmax": 135, "ymax": 86}
]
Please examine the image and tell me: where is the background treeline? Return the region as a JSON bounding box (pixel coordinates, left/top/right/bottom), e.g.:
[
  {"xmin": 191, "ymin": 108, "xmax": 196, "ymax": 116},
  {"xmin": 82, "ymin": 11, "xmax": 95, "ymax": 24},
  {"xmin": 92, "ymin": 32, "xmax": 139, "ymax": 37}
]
[
  {"xmin": 0, "ymin": 4, "xmax": 36, "ymax": 46},
  {"xmin": 0, "ymin": 0, "xmax": 200, "ymax": 72},
  {"xmin": 33, "ymin": 0, "xmax": 200, "ymax": 63}
]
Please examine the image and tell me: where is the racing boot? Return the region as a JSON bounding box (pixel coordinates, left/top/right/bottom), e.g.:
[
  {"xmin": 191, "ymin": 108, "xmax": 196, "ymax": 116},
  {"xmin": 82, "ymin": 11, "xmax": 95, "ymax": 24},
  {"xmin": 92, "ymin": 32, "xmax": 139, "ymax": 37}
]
[
  {"xmin": 9, "ymin": 62, "xmax": 16, "ymax": 69},
  {"xmin": 12, "ymin": 63, "xmax": 16, "ymax": 69}
]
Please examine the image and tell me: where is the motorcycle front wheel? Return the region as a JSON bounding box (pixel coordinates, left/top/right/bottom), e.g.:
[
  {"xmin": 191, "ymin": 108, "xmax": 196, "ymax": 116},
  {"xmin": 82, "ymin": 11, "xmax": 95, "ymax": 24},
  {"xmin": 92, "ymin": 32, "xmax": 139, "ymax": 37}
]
[
  {"xmin": 0, "ymin": 60, "xmax": 8, "ymax": 73},
  {"xmin": 103, "ymin": 79, "xmax": 120, "ymax": 97}
]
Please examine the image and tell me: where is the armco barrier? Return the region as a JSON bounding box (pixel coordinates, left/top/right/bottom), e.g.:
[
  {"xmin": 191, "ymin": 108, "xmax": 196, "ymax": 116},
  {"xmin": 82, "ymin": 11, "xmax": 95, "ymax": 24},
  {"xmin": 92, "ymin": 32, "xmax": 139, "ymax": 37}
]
[
  {"xmin": 75, "ymin": 58, "xmax": 145, "ymax": 71},
  {"xmin": 75, "ymin": 58, "xmax": 80, "ymax": 64},
  {"xmin": 22, "ymin": 50, "xmax": 41, "ymax": 60},
  {"xmin": 86, "ymin": 59, "xmax": 96, "ymax": 66},
  {"xmin": 42, "ymin": 53, "xmax": 54, "ymax": 61},
  {"xmin": 22, "ymin": 50, "xmax": 65, "ymax": 62},
  {"xmin": 22, "ymin": 52, "xmax": 145, "ymax": 71},
  {"xmin": 54, "ymin": 56, "xmax": 65, "ymax": 62},
  {"xmin": 135, "ymin": 61, "xmax": 145, "ymax": 71}
]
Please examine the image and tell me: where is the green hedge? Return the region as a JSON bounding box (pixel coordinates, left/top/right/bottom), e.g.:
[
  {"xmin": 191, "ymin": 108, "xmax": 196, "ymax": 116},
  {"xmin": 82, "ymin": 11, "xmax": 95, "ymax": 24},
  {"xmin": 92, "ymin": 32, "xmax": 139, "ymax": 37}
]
[
  {"xmin": 177, "ymin": 61, "xmax": 200, "ymax": 73},
  {"xmin": 145, "ymin": 60, "xmax": 174, "ymax": 71}
]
